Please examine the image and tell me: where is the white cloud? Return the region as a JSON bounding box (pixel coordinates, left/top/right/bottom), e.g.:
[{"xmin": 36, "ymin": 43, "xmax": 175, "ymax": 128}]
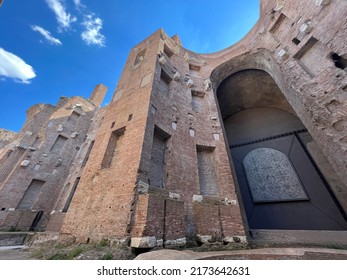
[
  {"xmin": 0, "ymin": 48, "xmax": 36, "ymax": 84},
  {"xmin": 81, "ymin": 14, "xmax": 106, "ymax": 47},
  {"xmin": 31, "ymin": 25, "xmax": 62, "ymax": 45},
  {"xmin": 45, "ymin": 0, "xmax": 77, "ymax": 31},
  {"xmin": 73, "ymin": 0, "xmax": 84, "ymax": 9}
]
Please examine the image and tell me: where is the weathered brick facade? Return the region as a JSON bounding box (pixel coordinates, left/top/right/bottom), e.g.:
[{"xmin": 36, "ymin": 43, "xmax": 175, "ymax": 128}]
[{"xmin": 1, "ymin": 0, "xmax": 347, "ymax": 248}]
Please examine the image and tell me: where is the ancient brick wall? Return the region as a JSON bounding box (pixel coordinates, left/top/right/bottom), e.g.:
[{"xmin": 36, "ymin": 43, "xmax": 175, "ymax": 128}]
[
  {"xmin": 129, "ymin": 30, "xmax": 245, "ymax": 245},
  {"xmin": 128, "ymin": 0, "xmax": 347, "ymax": 245},
  {"xmin": 61, "ymin": 30, "xmax": 164, "ymax": 242},
  {"xmin": 0, "ymin": 129, "xmax": 16, "ymax": 149},
  {"xmin": 208, "ymin": 0, "xmax": 347, "ymax": 215},
  {"xmin": 2, "ymin": 0, "xmax": 346, "ymax": 248},
  {"xmin": 0, "ymin": 87, "xmax": 103, "ymax": 231}
]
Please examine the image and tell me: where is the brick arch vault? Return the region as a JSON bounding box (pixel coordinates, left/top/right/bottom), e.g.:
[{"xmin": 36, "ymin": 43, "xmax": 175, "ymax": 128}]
[{"xmin": 210, "ymin": 50, "xmax": 347, "ymax": 243}]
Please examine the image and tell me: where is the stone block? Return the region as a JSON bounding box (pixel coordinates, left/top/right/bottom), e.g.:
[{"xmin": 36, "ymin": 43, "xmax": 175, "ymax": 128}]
[
  {"xmin": 57, "ymin": 124, "xmax": 64, "ymax": 132},
  {"xmin": 223, "ymin": 236, "xmax": 247, "ymax": 244},
  {"xmin": 159, "ymin": 56, "xmax": 167, "ymax": 65},
  {"xmin": 173, "ymin": 71, "xmax": 180, "ymax": 81},
  {"xmin": 274, "ymin": 0, "xmax": 284, "ymax": 11},
  {"xmin": 186, "ymin": 79, "xmax": 194, "ymax": 88},
  {"xmin": 196, "ymin": 234, "xmax": 215, "ymax": 244},
  {"xmin": 20, "ymin": 160, "xmax": 30, "ymax": 167},
  {"xmin": 169, "ymin": 192, "xmax": 180, "ymax": 200},
  {"xmin": 137, "ymin": 181, "xmax": 149, "ymax": 194},
  {"xmin": 204, "ymin": 79, "xmax": 211, "ymax": 91},
  {"xmin": 131, "ymin": 236, "xmax": 157, "ymax": 248},
  {"xmin": 189, "ymin": 128, "xmax": 195, "ymax": 137},
  {"xmin": 164, "ymin": 237, "xmax": 186, "ymax": 246},
  {"xmin": 315, "ymin": 0, "xmax": 330, "ymax": 6},
  {"xmin": 193, "ymin": 195, "xmax": 203, "ymax": 203},
  {"xmin": 156, "ymin": 239, "xmax": 163, "ymax": 247},
  {"xmin": 171, "ymin": 121, "xmax": 177, "ymax": 130},
  {"xmin": 277, "ymin": 48, "xmax": 289, "ymax": 60},
  {"xmin": 224, "ymin": 198, "xmax": 237, "ymax": 205},
  {"xmin": 299, "ymin": 22, "xmax": 313, "ymax": 34},
  {"xmin": 213, "ymin": 133, "xmax": 220, "ymax": 140},
  {"xmin": 70, "ymin": 132, "xmax": 78, "ymax": 138}
]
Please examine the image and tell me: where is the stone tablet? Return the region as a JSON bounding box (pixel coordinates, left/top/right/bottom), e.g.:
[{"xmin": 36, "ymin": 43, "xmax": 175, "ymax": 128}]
[{"xmin": 243, "ymin": 148, "xmax": 308, "ymax": 203}]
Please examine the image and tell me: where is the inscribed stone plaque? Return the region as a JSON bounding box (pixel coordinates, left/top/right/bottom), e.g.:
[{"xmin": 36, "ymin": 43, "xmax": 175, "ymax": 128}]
[{"xmin": 243, "ymin": 148, "xmax": 308, "ymax": 203}]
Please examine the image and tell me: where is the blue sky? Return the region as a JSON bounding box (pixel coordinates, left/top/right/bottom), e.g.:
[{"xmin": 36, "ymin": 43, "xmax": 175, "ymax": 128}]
[{"xmin": 0, "ymin": 0, "xmax": 259, "ymax": 132}]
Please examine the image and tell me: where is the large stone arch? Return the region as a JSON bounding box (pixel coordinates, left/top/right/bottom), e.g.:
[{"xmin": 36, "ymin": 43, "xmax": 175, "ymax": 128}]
[
  {"xmin": 211, "ymin": 49, "xmax": 304, "ymax": 118},
  {"xmin": 212, "ymin": 54, "xmax": 347, "ymax": 232}
]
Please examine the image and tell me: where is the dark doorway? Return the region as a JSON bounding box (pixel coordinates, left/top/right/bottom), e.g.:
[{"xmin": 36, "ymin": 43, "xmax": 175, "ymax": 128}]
[{"xmin": 29, "ymin": 210, "xmax": 44, "ymax": 231}]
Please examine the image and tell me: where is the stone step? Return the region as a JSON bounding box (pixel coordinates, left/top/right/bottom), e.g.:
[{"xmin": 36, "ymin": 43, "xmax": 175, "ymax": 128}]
[{"xmin": 249, "ymin": 230, "xmax": 347, "ymax": 247}]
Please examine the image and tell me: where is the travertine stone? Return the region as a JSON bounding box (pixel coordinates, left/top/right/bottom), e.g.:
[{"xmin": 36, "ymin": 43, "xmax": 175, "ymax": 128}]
[
  {"xmin": 186, "ymin": 78, "xmax": 194, "ymax": 88},
  {"xmin": 138, "ymin": 181, "xmax": 149, "ymax": 194},
  {"xmin": 213, "ymin": 133, "xmax": 220, "ymax": 140},
  {"xmin": 131, "ymin": 236, "xmax": 157, "ymax": 248},
  {"xmin": 223, "ymin": 236, "xmax": 247, "ymax": 244},
  {"xmin": 196, "ymin": 234, "xmax": 214, "ymax": 244},
  {"xmin": 57, "ymin": 124, "xmax": 63, "ymax": 132},
  {"xmin": 173, "ymin": 71, "xmax": 180, "ymax": 81},
  {"xmin": 315, "ymin": 0, "xmax": 331, "ymax": 6},
  {"xmin": 193, "ymin": 195, "xmax": 203, "ymax": 203},
  {"xmin": 277, "ymin": 48, "xmax": 289, "ymax": 60},
  {"xmin": 20, "ymin": 160, "xmax": 30, "ymax": 167},
  {"xmin": 164, "ymin": 237, "xmax": 186, "ymax": 246},
  {"xmin": 169, "ymin": 192, "xmax": 180, "ymax": 200},
  {"xmin": 158, "ymin": 56, "xmax": 167, "ymax": 65}
]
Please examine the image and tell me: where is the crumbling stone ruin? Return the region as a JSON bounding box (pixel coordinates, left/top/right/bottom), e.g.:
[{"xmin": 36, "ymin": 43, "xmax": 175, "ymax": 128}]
[{"xmin": 1, "ymin": 0, "xmax": 347, "ymax": 249}]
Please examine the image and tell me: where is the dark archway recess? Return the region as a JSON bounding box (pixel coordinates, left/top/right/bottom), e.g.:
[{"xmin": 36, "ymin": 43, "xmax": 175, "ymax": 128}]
[{"xmin": 217, "ymin": 69, "xmax": 347, "ymax": 230}]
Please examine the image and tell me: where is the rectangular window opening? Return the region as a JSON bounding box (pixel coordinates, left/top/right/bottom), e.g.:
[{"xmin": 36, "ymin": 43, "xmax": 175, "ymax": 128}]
[
  {"xmin": 163, "ymin": 44, "xmax": 174, "ymax": 58},
  {"xmin": 293, "ymin": 37, "xmax": 318, "ymax": 59},
  {"xmin": 17, "ymin": 179, "xmax": 45, "ymax": 210},
  {"xmin": 191, "ymin": 90, "xmax": 205, "ymax": 113},
  {"xmin": 50, "ymin": 135, "xmax": 68, "ymax": 154},
  {"xmin": 134, "ymin": 49, "xmax": 146, "ymax": 66},
  {"xmin": 292, "ymin": 37, "xmax": 301, "ymax": 45},
  {"xmin": 67, "ymin": 111, "xmax": 81, "ymax": 125},
  {"xmin": 149, "ymin": 126, "xmax": 170, "ymax": 188},
  {"xmin": 101, "ymin": 127, "xmax": 126, "ymax": 169},
  {"xmin": 159, "ymin": 69, "xmax": 172, "ymax": 96},
  {"xmin": 160, "ymin": 68, "xmax": 172, "ymax": 85},
  {"xmin": 269, "ymin": 13, "xmax": 288, "ymax": 34},
  {"xmin": 189, "ymin": 64, "xmax": 201, "ymax": 72},
  {"xmin": 196, "ymin": 145, "xmax": 218, "ymax": 196}
]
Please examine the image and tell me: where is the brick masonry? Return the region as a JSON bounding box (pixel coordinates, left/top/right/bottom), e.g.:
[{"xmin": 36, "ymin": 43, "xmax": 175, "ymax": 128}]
[{"xmin": 0, "ymin": 0, "xmax": 347, "ymax": 248}]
